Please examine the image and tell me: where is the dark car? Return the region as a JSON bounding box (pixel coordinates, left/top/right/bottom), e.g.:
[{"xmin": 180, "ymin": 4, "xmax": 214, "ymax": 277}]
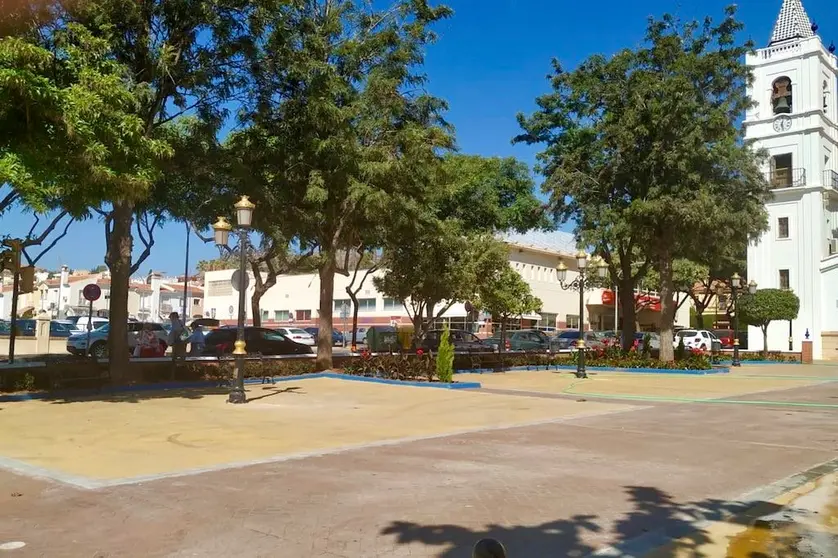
[
  {"xmin": 304, "ymin": 327, "xmax": 344, "ymax": 345},
  {"xmin": 488, "ymin": 329, "xmax": 551, "ymax": 352},
  {"xmin": 202, "ymin": 327, "xmax": 313, "ymax": 356},
  {"xmin": 419, "ymin": 329, "xmax": 493, "ymax": 353},
  {"xmin": 0, "ymin": 319, "xmax": 69, "ymax": 337}
]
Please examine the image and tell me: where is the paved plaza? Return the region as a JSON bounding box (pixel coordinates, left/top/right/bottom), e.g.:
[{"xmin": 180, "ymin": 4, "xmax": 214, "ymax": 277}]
[{"xmin": 1, "ymin": 364, "xmax": 837, "ymax": 556}]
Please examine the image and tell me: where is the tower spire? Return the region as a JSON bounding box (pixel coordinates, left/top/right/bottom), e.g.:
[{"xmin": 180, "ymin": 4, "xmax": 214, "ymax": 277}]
[{"xmin": 770, "ymin": 0, "xmax": 815, "ymax": 45}]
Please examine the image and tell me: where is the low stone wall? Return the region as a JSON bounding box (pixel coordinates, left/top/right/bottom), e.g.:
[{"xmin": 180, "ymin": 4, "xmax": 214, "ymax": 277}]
[
  {"xmin": 0, "ymin": 336, "xmax": 71, "ymax": 357},
  {"xmin": 822, "ymin": 332, "xmax": 838, "ymax": 361}
]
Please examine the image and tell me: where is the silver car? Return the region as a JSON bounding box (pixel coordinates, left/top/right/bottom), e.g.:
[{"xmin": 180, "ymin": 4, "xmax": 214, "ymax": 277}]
[{"xmin": 67, "ymin": 322, "xmax": 168, "ymax": 358}]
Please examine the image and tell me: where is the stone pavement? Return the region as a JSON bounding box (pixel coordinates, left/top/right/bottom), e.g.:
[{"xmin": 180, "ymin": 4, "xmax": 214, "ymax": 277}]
[{"xmin": 0, "ymin": 368, "xmax": 837, "ymax": 557}]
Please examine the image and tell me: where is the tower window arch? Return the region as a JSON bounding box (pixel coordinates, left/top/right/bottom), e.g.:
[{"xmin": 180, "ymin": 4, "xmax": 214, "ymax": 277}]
[
  {"xmin": 772, "ymin": 77, "xmax": 792, "ymax": 114},
  {"xmin": 824, "ymin": 80, "xmax": 830, "ymax": 112}
]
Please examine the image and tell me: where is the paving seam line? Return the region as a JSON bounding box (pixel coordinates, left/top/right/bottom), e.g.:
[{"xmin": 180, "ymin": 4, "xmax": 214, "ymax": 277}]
[
  {"xmin": 585, "ymin": 456, "xmax": 838, "ymax": 558},
  {"xmin": 0, "ymin": 404, "xmax": 649, "ymax": 491}
]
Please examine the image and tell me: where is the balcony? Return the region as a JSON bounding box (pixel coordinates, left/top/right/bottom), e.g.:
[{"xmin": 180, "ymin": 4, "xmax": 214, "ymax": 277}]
[
  {"xmin": 824, "ymin": 170, "xmax": 838, "ymax": 192},
  {"xmin": 768, "ymin": 168, "xmax": 806, "ymax": 189}
]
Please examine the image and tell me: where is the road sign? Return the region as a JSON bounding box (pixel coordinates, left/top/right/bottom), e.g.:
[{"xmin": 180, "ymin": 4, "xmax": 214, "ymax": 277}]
[
  {"xmin": 82, "ymin": 284, "xmax": 101, "ymax": 302},
  {"xmin": 231, "ymin": 270, "xmax": 250, "ymax": 291},
  {"xmin": 339, "ymin": 303, "xmax": 349, "ymax": 319}
]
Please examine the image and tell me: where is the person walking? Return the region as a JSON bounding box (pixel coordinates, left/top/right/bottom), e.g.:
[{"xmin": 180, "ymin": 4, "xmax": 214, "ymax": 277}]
[
  {"xmin": 188, "ymin": 324, "xmax": 205, "ymax": 356},
  {"xmin": 134, "ymin": 323, "xmax": 162, "ymax": 358},
  {"xmin": 168, "ymin": 312, "xmax": 188, "ymax": 360}
]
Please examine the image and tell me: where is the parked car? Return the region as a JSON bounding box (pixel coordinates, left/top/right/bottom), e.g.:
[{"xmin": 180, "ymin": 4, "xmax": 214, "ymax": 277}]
[
  {"xmin": 304, "ymin": 327, "xmax": 345, "ymax": 345},
  {"xmin": 274, "ymin": 327, "xmax": 316, "ymax": 346},
  {"xmin": 635, "ymin": 332, "xmax": 661, "ymax": 352},
  {"xmin": 202, "ymin": 327, "xmax": 313, "ymax": 356},
  {"xmin": 674, "ymin": 329, "xmax": 720, "ymax": 351},
  {"xmin": 533, "ymin": 326, "xmax": 559, "ymax": 336},
  {"xmin": 551, "ymin": 330, "xmax": 605, "ymax": 352},
  {"xmin": 487, "ymin": 329, "xmax": 551, "ymax": 352},
  {"xmin": 343, "ymin": 327, "xmax": 369, "ymax": 344},
  {"xmin": 66, "ymin": 322, "xmax": 168, "ymax": 358},
  {"xmin": 419, "ymin": 329, "xmax": 493, "ymax": 353},
  {"xmin": 62, "ymin": 315, "xmax": 109, "ymax": 334}
]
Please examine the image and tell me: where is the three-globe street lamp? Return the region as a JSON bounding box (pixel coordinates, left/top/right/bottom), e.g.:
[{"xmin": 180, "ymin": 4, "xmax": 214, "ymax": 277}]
[
  {"xmin": 212, "ymin": 195, "xmax": 255, "ymax": 404},
  {"xmin": 557, "ymin": 251, "xmax": 608, "ymax": 379},
  {"xmin": 730, "ymin": 273, "xmax": 757, "ymax": 367}
]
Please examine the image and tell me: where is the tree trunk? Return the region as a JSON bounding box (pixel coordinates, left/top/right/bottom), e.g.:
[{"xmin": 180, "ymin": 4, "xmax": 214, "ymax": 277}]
[
  {"xmin": 250, "ymin": 260, "xmax": 275, "ymax": 328},
  {"xmin": 316, "ymin": 257, "xmax": 336, "ymax": 370},
  {"xmin": 618, "ymin": 280, "xmax": 638, "ymax": 351},
  {"xmin": 105, "ymin": 200, "xmax": 134, "ymax": 382},
  {"xmin": 657, "ymin": 255, "xmax": 678, "ymax": 362},
  {"xmin": 411, "ymin": 310, "xmax": 423, "ymax": 348},
  {"xmin": 423, "ymin": 300, "xmax": 436, "ymax": 338},
  {"xmin": 762, "ymin": 325, "xmax": 769, "ymax": 359},
  {"xmin": 694, "ymin": 306, "xmax": 705, "ymax": 329},
  {"xmin": 348, "ymin": 288, "xmax": 360, "ymax": 348}
]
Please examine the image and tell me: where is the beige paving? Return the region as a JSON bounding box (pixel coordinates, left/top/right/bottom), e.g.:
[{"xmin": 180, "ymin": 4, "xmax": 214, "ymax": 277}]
[
  {"xmin": 0, "ymin": 378, "xmax": 633, "ymax": 481},
  {"xmin": 459, "ymin": 367, "xmax": 827, "ymax": 399}
]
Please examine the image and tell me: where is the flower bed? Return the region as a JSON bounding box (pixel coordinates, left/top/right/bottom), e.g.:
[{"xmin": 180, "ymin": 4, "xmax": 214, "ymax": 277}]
[{"xmin": 714, "ymin": 351, "xmax": 800, "ymax": 363}]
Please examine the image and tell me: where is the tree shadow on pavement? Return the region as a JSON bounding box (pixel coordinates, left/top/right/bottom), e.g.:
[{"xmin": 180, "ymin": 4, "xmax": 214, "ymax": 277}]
[
  {"xmin": 382, "ymin": 485, "xmax": 784, "ymax": 557},
  {"xmin": 38, "ymin": 384, "xmax": 307, "ymax": 404}
]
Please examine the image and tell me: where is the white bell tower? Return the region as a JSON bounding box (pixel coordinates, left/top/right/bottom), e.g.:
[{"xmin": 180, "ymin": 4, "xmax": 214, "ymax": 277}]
[{"xmin": 745, "ymin": 0, "xmax": 838, "ymax": 360}]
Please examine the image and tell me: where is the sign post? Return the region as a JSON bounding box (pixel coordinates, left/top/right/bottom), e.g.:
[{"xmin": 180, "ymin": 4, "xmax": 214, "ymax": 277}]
[
  {"xmin": 339, "ymin": 303, "xmax": 349, "ymax": 348},
  {"xmin": 82, "ymin": 284, "xmax": 102, "ymax": 356}
]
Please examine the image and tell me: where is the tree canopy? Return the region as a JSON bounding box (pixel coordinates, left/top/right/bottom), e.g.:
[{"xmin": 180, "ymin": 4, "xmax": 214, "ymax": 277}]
[
  {"xmin": 515, "ymin": 5, "xmax": 769, "ymax": 360},
  {"xmin": 739, "ymin": 288, "xmax": 800, "ymax": 356}
]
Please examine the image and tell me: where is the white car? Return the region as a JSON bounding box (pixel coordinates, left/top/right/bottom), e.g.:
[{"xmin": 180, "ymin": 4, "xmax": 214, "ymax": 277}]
[
  {"xmin": 674, "ymin": 329, "xmax": 718, "ymax": 351},
  {"xmin": 62, "ymin": 316, "xmax": 109, "ymax": 334},
  {"xmin": 275, "ymin": 327, "xmax": 316, "ymax": 346}
]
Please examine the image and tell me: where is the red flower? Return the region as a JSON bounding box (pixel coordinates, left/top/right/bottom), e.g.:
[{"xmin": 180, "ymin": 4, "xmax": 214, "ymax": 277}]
[{"xmin": 416, "ymin": 349, "xmax": 424, "ymax": 356}]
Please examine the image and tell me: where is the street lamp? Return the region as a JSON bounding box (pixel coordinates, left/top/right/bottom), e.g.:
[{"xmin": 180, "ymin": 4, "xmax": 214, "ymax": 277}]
[
  {"xmin": 557, "ymin": 251, "xmax": 608, "ymax": 378},
  {"xmin": 729, "ymin": 275, "xmax": 757, "ymax": 367},
  {"xmin": 212, "ymin": 196, "xmax": 255, "ymax": 404}
]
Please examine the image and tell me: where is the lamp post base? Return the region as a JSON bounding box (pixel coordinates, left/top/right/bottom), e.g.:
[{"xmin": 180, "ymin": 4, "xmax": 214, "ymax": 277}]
[
  {"xmin": 575, "ymin": 345, "xmax": 587, "ymax": 379},
  {"xmin": 227, "ymin": 387, "xmax": 247, "ymax": 404}
]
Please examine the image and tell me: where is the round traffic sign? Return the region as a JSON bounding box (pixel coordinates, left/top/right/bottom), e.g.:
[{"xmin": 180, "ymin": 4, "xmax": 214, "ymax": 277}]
[
  {"xmin": 231, "ymin": 269, "xmax": 250, "ymax": 291},
  {"xmin": 82, "ymin": 284, "xmax": 101, "ymax": 302}
]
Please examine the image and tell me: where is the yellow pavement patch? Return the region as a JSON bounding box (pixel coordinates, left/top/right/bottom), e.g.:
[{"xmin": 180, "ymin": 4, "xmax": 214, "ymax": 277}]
[
  {"xmin": 0, "ymin": 378, "xmax": 632, "ymax": 481},
  {"xmin": 460, "ymin": 371, "xmax": 820, "ymax": 399},
  {"xmin": 643, "ymin": 472, "xmax": 838, "ymax": 557}
]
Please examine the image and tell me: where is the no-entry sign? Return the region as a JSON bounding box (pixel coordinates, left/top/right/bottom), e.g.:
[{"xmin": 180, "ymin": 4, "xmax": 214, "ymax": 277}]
[{"xmin": 83, "ymin": 284, "xmax": 102, "ymax": 302}]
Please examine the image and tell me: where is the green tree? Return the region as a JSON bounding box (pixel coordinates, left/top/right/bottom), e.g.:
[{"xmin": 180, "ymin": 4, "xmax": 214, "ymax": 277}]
[
  {"xmin": 232, "ymin": 0, "xmax": 454, "ymax": 369},
  {"xmin": 738, "ymin": 289, "xmax": 800, "ymax": 358},
  {"xmin": 435, "ymin": 325, "xmax": 454, "ymax": 383},
  {"xmin": 475, "ymin": 265, "xmax": 542, "ymax": 350},
  {"xmin": 515, "ymin": 6, "xmax": 769, "ymax": 361},
  {"xmin": 57, "ymin": 0, "xmax": 250, "ymax": 377}
]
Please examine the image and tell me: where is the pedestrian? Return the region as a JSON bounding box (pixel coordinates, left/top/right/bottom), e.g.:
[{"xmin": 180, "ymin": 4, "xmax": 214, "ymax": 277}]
[
  {"xmin": 473, "ymin": 538, "xmax": 507, "ymax": 558},
  {"xmin": 188, "ymin": 324, "xmax": 205, "ymax": 356},
  {"xmin": 134, "ymin": 323, "xmax": 161, "ymax": 358},
  {"xmin": 168, "ymin": 312, "xmax": 188, "ymax": 360}
]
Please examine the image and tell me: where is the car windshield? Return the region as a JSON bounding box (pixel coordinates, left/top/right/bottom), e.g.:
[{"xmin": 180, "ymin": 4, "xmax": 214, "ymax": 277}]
[
  {"xmin": 677, "ymin": 330, "xmax": 696, "ymax": 337},
  {"xmin": 264, "ymin": 331, "xmax": 287, "ymax": 341},
  {"xmin": 95, "ymin": 323, "xmax": 110, "ymax": 333},
  {"xmin": 288, "ymin": 328, "xmax": 308, "ymax": 335},
  {"xmin": 558, "ymin": 331, "xmax": 580, "ymax": 338}
]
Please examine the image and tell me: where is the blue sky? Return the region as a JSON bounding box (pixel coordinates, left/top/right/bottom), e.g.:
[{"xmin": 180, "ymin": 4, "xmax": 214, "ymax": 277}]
[{"xmin": 4, "ymin": 0, "xmax": 832, "ymax": 273}]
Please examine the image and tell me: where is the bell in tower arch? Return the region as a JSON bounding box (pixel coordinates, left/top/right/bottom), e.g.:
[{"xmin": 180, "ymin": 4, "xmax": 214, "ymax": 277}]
[{"xmin": 772, "ymin": 77, "xmax": 792, "ymax": 115}]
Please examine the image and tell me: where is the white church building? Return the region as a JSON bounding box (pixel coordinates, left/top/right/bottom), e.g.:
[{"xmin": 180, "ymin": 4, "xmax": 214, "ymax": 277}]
[{"xmin": 745, "ymin": 0, "xmax": 838, "ymax": 359}]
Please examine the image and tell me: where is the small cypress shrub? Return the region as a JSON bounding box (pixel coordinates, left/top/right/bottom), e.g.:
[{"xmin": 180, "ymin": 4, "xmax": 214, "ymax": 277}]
[{"xmin": 435, "ymin": 325, "xmax": 455, "ymax": 383}]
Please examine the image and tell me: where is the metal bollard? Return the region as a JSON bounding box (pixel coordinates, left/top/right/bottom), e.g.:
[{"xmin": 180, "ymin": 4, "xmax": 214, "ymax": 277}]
[{"xmin": 473, "ymin": 538, "xmax": 507, "ymax": 558}]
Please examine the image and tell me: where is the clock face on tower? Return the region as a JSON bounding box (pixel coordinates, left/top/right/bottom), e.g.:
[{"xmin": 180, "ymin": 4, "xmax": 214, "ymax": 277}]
[{"xmin": 773, "ymin": 115, "xmax": 792, "ymax": 133}]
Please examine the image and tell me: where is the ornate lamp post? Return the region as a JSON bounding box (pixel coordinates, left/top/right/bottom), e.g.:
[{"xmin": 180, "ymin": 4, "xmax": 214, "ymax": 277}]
[
  {"xmin": 730, "ymin": 273, "xmax": 757, "ymax": 367},
  {"xmin": 212, "ymin": 195, "xmax": 255, "ymax": 404},
  {"xmin": 557, "ymin": 251, "xmax": 608, "ymax": 378}
]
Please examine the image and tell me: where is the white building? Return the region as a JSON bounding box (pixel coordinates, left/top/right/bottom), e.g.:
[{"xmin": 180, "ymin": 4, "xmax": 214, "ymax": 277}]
[
  {"xmin": 744, "ymin": 0, "xmax": 838, "ymax": 359},
  {"xmin": 203, "ymin": 231, "xmax": 690, "ymax": 334}
]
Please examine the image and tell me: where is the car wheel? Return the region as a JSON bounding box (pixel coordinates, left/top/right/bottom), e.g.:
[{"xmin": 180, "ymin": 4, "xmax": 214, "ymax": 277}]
[{"xmin": 90, "ymin": 341, "xmax": 108, "ymax": 359}]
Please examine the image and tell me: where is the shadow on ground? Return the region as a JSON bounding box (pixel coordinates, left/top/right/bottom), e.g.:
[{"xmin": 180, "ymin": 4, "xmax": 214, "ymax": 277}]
[
  {"xmin": 32, "ymin": 384, "xmax": 308, "ymax": 404},
  {"xmin": 382, "ymin": 485, "xmax": 786, "ymax": 557}
]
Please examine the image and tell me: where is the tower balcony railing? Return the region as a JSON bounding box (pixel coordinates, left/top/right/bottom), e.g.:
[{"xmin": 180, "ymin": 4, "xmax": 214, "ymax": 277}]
[
  {"xmin": 767, "ymin": 168, "xmax": 806, "ymax": 189},
  {"xmin": 824, "ymin": 170, "xmax": 838, "ymax": 193}
]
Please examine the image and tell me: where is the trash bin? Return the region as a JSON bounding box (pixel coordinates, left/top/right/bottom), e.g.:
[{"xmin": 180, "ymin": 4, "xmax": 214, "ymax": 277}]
[
  {"xmin": 366, "ymin": 326, "xmax": 399, "ymax": 352},
  {"xmin": 710, "ymin": 339, "xmax": 722, "ymax": 363}
]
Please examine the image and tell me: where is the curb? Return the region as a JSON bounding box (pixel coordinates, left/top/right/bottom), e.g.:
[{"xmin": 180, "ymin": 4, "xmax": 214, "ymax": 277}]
[
  {"xmin": 586, "ymin": 457, "xmax": 838, "ymax": 557},
  {"xmin": 0, "ymin": 372, "xmax": 480, "ymax": 402}
]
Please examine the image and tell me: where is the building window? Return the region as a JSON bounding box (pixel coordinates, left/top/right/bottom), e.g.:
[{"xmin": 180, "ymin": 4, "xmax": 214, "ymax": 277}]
[
  {"xmin": 779, "ymin": 269, "xmax": 790, "ymax": 290},
  {"xmin": 566, "ymin": 314, "xmax": 580, "ymax": 329},
  {"xmin": 772, "ymin": 76, "xmax": 792, "ymax": 114},
  {"xmin": 777, "ymin": 217, "xmax": 790, "ymax": 239},
  {"xmin": 295, "ymin": 309, "xmax": 311, "ymax": 321},
  {"xmin": 383, "ymin": 298, "xmax": 402, "ymax": 310},
  {"xmin": 333, "ymin": 298, "xmax": 351, "ymax": 311},
  {"xmin": 357, "ymin": 298, "xmax": 376, "ymax": 312},
  {"xmin": 770, "ymin": 153, "xmax": 794, "ymax": 188},
  {"xmin": 261, "ymin": 310, "xmax": 269, "ymax": 321},
  {"xmin": 275, "ymin": 310, "xmax": 290, "ymax": 321},
  {"xmin": 539, "ymin": 313, "xmax": 557, "ymax": 328}
]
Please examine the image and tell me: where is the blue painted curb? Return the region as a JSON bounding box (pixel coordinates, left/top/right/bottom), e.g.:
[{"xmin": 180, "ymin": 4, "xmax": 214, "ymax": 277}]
[
  {"xmin": 0, "ymin": 372, "xmax": 480, "ymax": 402},
  {"xmin": 551, "ymin": 365, "xmax": 729, "ymax": 375}
]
